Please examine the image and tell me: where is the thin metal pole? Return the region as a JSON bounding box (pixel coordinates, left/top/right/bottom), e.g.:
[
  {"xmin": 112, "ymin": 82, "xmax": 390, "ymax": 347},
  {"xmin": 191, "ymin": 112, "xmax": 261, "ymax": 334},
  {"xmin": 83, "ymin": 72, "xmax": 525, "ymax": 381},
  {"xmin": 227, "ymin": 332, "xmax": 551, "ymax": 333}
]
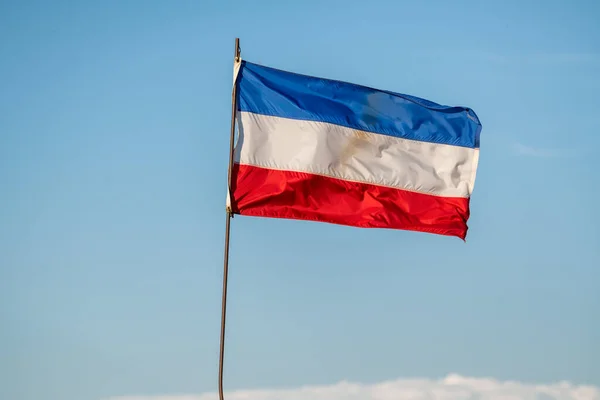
[{"xmin": 219, "ymin": 37, "xmax": 240, "ymax": 400}]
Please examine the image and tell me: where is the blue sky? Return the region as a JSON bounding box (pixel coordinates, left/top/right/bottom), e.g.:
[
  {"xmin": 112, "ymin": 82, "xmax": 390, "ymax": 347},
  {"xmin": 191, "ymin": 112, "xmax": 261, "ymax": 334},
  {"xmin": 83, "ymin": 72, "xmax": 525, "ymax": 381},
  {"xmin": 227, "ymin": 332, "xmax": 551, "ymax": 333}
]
[{"xmin": 1, "ymin": 1, "xmax": 599, "ymax": 400}]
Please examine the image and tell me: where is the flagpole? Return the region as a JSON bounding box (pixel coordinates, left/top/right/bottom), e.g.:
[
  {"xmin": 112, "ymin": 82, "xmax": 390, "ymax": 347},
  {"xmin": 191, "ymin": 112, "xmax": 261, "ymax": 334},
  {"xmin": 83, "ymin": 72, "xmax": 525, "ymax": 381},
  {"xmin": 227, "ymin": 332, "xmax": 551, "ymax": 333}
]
[{"xmin": 219, "ymin": 37, "xmax": 241, "ymax": 400}]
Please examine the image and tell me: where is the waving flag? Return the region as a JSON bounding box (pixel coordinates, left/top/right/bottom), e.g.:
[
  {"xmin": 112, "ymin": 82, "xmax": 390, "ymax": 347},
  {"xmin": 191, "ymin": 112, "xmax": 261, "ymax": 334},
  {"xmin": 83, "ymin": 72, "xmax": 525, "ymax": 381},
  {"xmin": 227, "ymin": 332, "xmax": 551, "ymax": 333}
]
[{"xmin": 227, "ymin": 60, "xmax": 482, "ymax": 240}]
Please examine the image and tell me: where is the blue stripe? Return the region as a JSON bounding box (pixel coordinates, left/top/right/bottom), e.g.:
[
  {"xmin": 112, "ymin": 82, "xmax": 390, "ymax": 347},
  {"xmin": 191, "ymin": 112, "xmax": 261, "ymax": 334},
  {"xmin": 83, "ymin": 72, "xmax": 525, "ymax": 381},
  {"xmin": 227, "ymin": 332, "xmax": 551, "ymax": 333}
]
[{"xmin": 236, "ymin": 61, "xmax": 481, "ymax": 149}]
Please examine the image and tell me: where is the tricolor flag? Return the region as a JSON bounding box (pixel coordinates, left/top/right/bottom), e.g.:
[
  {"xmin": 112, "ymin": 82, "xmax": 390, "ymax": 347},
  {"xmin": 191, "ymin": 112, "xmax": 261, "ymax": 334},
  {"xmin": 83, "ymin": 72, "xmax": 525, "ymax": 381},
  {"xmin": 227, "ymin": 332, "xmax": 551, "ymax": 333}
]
[{"xmin": 227, "ymin": 60, "xmax": 482, "ymax": 240}]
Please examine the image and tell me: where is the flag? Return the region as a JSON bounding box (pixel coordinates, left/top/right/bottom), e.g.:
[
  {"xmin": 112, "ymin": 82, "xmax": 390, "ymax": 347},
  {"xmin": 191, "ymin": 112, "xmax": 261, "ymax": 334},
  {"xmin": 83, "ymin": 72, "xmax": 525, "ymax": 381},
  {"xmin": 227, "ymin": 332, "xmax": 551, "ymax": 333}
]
[{"xmin": 227, "ymin": 60, "xmax": 482, "ymax": 240}]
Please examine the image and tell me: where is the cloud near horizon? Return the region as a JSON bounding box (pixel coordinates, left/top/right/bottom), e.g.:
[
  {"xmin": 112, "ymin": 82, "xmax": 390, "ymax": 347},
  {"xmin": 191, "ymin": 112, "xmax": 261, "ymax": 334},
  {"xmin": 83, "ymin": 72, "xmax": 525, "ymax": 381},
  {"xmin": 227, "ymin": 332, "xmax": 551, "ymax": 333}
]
[{"xmin": 107, "ymin": 374, "xmax": 600, "ymax": 400}]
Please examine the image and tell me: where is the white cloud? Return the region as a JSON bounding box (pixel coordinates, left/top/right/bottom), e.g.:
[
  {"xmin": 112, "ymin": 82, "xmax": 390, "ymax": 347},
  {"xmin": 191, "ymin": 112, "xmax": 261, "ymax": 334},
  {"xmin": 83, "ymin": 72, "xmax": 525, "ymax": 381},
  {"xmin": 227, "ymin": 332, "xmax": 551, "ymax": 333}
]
[
  {"xmin": 512, "ymin": 142, "xmax": 576, "ymax": 158},
  {"xmin": 106, "ymin": 374, "xmax": 600, "ymax": 400}
]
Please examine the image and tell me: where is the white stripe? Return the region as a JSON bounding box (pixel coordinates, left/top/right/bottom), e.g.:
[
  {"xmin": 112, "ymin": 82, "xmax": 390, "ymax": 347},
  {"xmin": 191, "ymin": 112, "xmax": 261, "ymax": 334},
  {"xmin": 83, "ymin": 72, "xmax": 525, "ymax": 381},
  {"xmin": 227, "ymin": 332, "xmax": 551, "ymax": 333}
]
[{"xmin": 234, "ymin": 112, "xmax": 479, "ymax": 198}]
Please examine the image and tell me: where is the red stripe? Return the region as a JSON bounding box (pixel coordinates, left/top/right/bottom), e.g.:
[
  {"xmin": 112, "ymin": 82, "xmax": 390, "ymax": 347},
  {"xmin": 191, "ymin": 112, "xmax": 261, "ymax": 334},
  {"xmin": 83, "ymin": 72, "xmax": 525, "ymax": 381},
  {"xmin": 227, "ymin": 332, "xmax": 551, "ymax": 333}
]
[{"xmin": 230, "ymin": 164, "xmax": 471, "ymax": 239}]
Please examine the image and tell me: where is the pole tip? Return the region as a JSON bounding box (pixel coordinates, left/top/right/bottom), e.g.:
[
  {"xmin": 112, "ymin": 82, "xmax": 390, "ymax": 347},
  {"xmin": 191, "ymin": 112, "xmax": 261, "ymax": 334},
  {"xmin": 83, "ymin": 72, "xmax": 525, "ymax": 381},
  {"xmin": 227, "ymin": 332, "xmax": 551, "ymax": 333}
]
[{"xmin": 234, "ymin": 38, "xmax": 241, "ymax": 62}]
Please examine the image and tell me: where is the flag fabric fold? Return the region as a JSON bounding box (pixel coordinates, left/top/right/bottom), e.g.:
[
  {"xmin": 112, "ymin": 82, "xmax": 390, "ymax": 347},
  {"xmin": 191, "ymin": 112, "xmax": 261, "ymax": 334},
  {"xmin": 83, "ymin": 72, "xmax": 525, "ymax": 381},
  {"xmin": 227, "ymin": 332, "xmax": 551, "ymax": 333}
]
[{"xmin": 228, "ymin": 60, "xmax": 482, "ymax": 240}]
